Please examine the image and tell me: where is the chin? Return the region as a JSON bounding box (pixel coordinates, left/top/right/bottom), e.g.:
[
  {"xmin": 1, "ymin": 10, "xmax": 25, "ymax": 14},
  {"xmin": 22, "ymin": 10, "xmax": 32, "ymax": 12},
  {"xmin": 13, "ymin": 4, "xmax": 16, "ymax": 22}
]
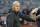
[{"xmin": 16, "ymin": 11, "xmax": 18, "ymax": 12}]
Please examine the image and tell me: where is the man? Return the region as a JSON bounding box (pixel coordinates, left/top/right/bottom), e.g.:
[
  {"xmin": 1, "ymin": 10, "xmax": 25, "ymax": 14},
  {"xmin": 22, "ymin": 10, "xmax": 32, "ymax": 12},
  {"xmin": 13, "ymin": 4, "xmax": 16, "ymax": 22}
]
[
  {"xmin": 3, "ymin": 10, "xmax": 8, "ymax": 16},
  {"xmin": 30, "ymin": 5, "xmax": 36, "ymax": 21},
  {"xmin": 6, "ymin": 1, "xmax": 35, "ymax": 27},
  {"xmin": 22, "ymin": 6, "xmax": 30, "ymax": 24},
  {"xmin": 0, "ymin": 15, "xmax": 2, "ymax": 25},
  {"xmin": 22, "ymin": 6, "xmax": 30, "ymax": 15},
  {"xmin": 31, "ymin": 5, "xmax": 35, "ymax": 11},
  {"xmin": 32, "ymin": 5, "xmax": 35, "ymax": 9},
  {"xmin": 36, "ymin": 8, "xmax": 40, "ymax": 27}
]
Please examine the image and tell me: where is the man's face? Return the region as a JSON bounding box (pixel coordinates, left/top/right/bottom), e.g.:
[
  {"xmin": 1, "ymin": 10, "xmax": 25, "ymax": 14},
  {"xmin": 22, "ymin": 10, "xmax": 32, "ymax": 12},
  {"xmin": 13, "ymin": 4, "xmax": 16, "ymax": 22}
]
[
  {"xmin": 26, "ymin": 6, "xmax": 29, "ymax": 9},
  {"xmin": 12, "ymin": 3, "xmax": 20, "ymax": 12},
  {"xmin": 4, "ymin": 10, "xmax": 7, "ymax": 13},
  {"xmin": 24, "ymin": 6, "xmax": 29, "ymax": 10},
  {"xmin": 33, "ymin": 5, "xmax": 35, "ymax": 9}
]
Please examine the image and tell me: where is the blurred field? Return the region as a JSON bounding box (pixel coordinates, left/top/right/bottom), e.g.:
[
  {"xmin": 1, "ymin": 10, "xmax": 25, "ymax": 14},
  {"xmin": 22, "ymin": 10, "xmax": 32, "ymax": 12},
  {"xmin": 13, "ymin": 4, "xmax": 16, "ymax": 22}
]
[
  {"xmin": 0, "ymin": 24, "xmax": 38, "ymax": 27},
  {"xmin": 20, "ymin": 24, "xmax": 38, "ymax": 27}
]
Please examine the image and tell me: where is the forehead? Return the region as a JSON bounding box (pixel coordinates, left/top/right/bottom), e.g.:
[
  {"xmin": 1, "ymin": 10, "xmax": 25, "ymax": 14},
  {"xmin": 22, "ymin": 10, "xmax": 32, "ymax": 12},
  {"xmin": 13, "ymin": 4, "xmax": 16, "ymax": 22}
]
[
  {"xmin": 15, "ymin": 4, "xmax": 20, "ymax": 6},
  {"xmin": 13, "ymin": 2, "xmax": 20, "ymax": 6}
]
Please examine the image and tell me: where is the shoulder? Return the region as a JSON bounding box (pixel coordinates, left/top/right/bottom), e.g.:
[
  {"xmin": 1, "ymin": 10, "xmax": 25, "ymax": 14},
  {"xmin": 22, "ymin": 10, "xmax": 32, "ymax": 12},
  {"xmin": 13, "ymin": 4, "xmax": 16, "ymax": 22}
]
[
  {"xmin": 6, "ymin": 13, "xmax": 14, "ymax": 19},
  {"xmin": 38, "ymin": 9, "xmax": 40, "ymax": 11},
  {"xmin": 7, "ymin": 13, "xmax": 13, "ymax": 17},
  {"xmin": 7, "ymin": 13, "xmax": 11, "ymax": 15},
  {"xmin": 19, "ymin": 11, "xmax": 24, "ymax": 15}
]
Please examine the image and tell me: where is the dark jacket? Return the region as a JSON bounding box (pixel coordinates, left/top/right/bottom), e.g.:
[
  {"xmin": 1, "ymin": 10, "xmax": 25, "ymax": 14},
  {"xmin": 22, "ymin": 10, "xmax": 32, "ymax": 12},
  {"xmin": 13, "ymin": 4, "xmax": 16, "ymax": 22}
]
[
  {"xmin": 22, "ymin": 9, "xmax": 30, "ymax": 15},
  {"xmin": 36, "ymin": 9, "xmax": 40, "ymax": 21},
  {"xmin": 8, "ymin": 8, "xmax": 12, "ymax": 13},
  {"xmin": 36, "ymin": 8, "xmax": 40, "ymax": 16},
  {"xmin": 22, "ymin": 9, "xmax": 31, "ymax": 24},
  {"xmin": 6, "ymin": 10, "xmax": 35, "ymax": 27}
]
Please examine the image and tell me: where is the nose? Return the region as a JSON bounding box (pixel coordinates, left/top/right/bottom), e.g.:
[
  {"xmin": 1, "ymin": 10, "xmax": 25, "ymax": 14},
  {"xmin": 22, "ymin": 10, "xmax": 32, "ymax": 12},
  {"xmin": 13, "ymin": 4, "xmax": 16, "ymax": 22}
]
[{"xmin": 17, "ymin": 7, "xmax": 19, "ymax": 9}]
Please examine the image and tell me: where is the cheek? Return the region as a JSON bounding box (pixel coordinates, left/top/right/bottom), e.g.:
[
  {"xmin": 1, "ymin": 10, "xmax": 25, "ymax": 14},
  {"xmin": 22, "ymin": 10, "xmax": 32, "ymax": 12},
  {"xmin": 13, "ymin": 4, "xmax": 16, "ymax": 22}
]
[
  {"xmin": 15, "ymin": 7, "xmax": 17, "ymax": 9},
  {"xmin": 15, "ymin": 7, "xmax": 18, "ymax": 10},
  {"xmin": 18, "ymin": 7, "xmax": 20, "ymax": 9},
  {"xmin": 12, "ymin": 7, "xmax": 14, "ymax": 9},
  {"xmin": 14, "ymin": 7, "xmax": 18, "ymax": 10},
  {"xmin": 15, "ymin": 7, "xmax": 20, "ymax": 11}
]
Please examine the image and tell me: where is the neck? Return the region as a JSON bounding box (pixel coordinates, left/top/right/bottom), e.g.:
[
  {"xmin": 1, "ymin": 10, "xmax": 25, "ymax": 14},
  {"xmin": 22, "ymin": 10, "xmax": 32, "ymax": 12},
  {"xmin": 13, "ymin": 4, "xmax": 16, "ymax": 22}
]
[{"xmin": 12, "ymin": 9, "xmax": 18, "ymax": 13}]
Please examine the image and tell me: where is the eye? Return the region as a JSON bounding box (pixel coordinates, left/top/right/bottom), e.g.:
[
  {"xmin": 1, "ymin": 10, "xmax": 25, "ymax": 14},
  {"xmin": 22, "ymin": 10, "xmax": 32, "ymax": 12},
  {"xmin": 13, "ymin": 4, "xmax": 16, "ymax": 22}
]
[
  {"xmin": 16, "ymin": 6, "xmax": 18, "ymax": 7},
  {"xmin": 16, "ymin": 6, "xmax": 20, "ymax": 7}
]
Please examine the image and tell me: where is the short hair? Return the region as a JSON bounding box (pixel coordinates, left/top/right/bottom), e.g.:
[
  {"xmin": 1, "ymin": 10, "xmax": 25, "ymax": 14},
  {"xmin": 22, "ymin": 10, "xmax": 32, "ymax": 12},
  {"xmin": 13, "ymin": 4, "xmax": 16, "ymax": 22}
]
[{"xmin": 12, "ymin": 1, "xmax": 20, "ymax": 5}]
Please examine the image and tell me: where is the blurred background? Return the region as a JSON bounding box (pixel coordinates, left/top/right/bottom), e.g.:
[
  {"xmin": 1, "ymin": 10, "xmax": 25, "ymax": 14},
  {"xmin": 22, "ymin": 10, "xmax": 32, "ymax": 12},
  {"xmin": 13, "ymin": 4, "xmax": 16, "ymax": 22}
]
[{"xmin": 0, "ymin": 0, "xmax": 40, "ymax": 27}]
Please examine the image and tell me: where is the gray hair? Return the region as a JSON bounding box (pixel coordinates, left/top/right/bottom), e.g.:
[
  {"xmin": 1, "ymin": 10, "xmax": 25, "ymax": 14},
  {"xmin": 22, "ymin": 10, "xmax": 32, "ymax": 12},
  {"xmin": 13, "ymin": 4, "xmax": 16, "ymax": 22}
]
[{"xmin": 12, "ymin": 1, "xmax": 20, "ymax": 5}]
